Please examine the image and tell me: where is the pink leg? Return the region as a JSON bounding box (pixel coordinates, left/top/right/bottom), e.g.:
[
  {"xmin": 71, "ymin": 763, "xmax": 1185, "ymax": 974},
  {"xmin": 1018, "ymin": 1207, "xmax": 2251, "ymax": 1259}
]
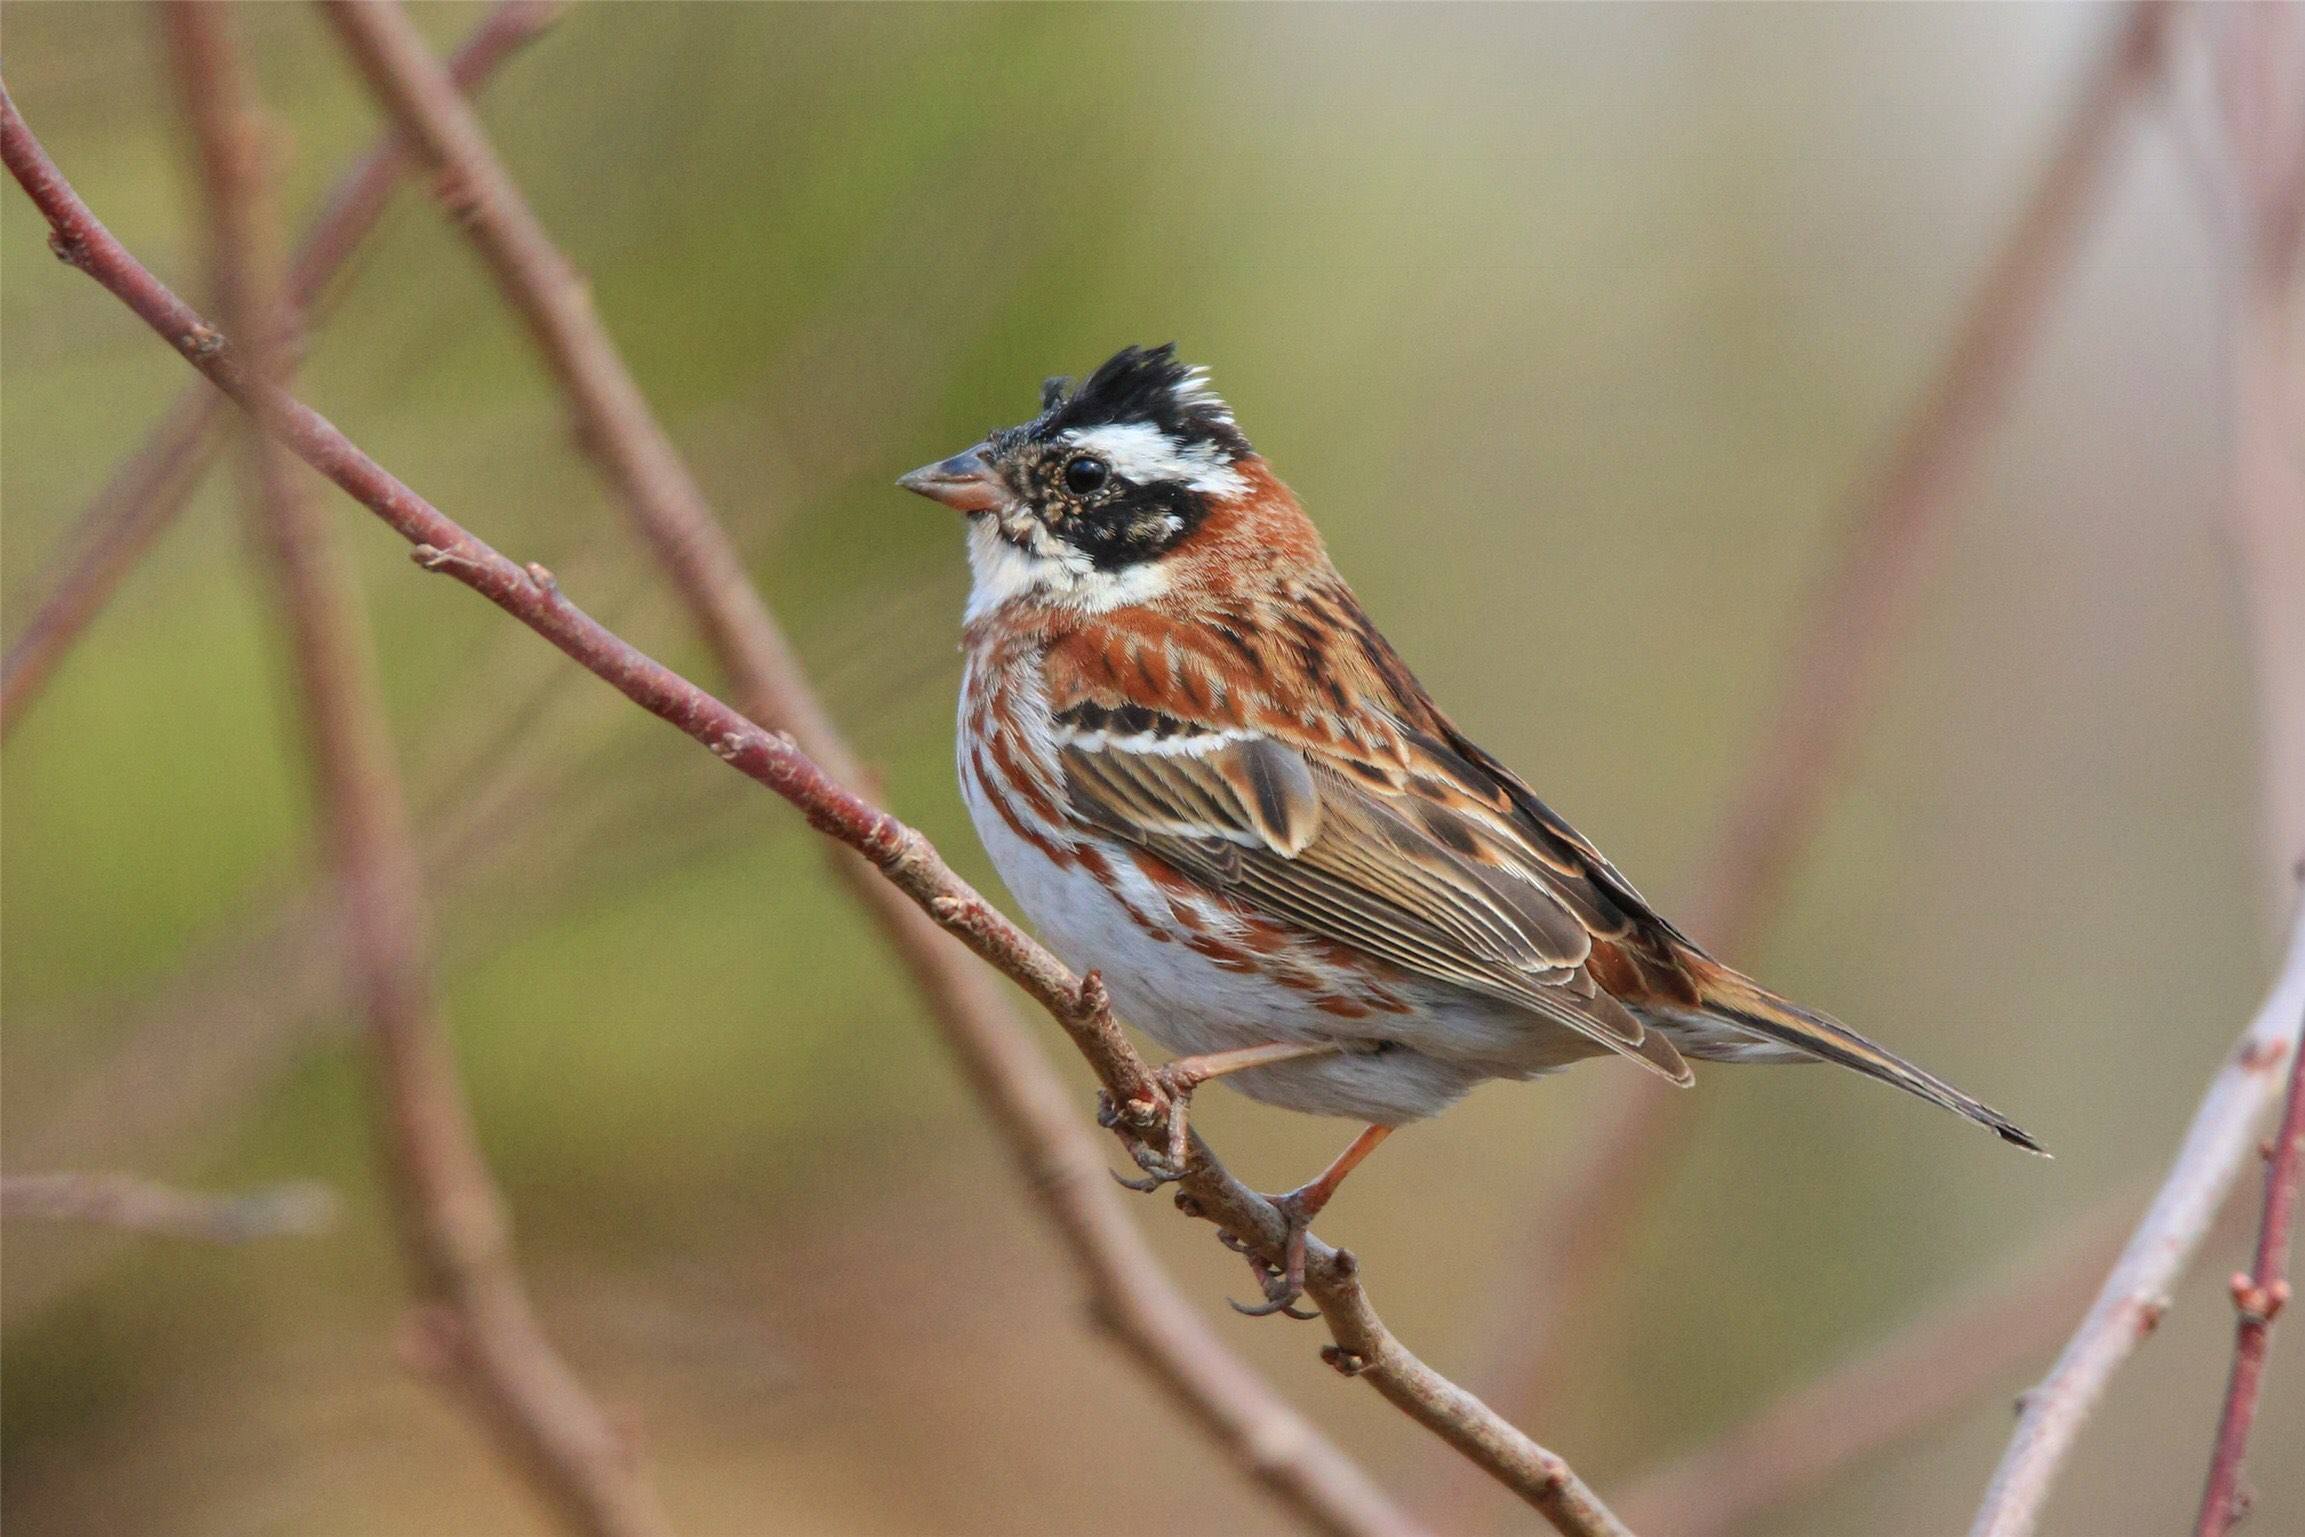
[
  {"xmin": 1163, "ymin": 1039, "xmax": 1344, "ymax": 1093},
  {"xmin": 1234, "ymin": 1124, "xmax": 1396, "ymax": 1319},
  {"xmin": 1287, "ymin": 1123, "xmax": 1395, "ymax": 1223}
]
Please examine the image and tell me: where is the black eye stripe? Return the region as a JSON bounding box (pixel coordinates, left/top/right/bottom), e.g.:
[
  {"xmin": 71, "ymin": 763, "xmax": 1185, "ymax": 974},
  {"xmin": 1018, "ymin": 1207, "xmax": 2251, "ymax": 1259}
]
[{"xmin": 1060, "ymin": 481, "xmax": 1208, "ymax": 571}]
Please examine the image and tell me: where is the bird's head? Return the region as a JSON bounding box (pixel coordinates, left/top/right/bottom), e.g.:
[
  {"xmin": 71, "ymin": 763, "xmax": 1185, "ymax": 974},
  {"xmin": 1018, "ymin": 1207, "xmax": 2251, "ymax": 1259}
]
[{"xmin": 900, "ymin": 344, "xmax": 1267, "ymax": 619}]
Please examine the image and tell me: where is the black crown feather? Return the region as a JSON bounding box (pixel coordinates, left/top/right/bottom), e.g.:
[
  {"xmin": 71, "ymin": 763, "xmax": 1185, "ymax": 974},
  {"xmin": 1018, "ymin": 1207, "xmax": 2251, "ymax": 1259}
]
[{"xmin": 1024, "ymin": 344, "xmax": 1251, "ymax": 461}]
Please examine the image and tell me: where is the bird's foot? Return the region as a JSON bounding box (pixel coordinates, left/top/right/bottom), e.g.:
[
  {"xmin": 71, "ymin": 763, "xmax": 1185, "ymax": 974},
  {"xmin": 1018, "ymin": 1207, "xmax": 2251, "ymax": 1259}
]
[
  {"xmin": 1224, "ymin": 1187, "xmax": 1321, "ymax": 1320},
  {"xmin": 1097, "ymin": 1064, "xmax": 1197, "ymax": 1190}
]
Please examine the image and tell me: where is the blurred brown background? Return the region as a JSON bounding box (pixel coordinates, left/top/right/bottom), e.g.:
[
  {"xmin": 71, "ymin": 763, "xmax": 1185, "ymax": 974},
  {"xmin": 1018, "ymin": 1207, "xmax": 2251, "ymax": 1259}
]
[{"xmin": 2, "ymin": 4, "xmax": 2295, "ymax": 1535}]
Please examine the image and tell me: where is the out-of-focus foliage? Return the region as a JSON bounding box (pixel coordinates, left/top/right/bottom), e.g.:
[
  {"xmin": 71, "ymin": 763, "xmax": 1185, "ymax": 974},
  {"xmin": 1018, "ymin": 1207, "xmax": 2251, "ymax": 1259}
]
[{"xmin": 1, "ymin": 5, "xmax": 2289, "ymax": 1534}]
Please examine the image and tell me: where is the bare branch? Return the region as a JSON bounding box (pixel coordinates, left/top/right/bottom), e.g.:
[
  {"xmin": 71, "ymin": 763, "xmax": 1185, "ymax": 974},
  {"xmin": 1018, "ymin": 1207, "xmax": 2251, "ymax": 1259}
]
[
  {"xmin": 310, "ymin": 5, "xmax": 1430, "ymax": 1533},
  {"xmin": 1, "ymin": 64, "xmax": 1603, "ymax": 1537},
  {"xmin": 2195, "ymin": 1004, "xmax": 2305, "ymax": 1536},
  {"xmin": 319, "ymin": 0, "xmax": 850, "ymax": 776},
  {"xmin": 156, "ymin": 9, "xmax": 667, "ymax": 1536},
  {"xmin": 0, "ymin": 0, "xmax": 558, "ymax": 743},
  {"xmin": 1, "ymin": 1172, "xmax": 336, "ymax": 1242},
  {"xmin": 1969, "ymin": 903, "xmax": 2305, "ymax": 1537},
  {"xmin": 1967, "ymin": 12, "xmax": 2305, "ymax": 1522},
  {"xmin": 2191, "ymin": 15, "xmax": 2305, "ymax": 1531},
  {"xmin": 1617, "ymin": 1192, "xmax": 2138, "ymax": 1537},
  {"xmin": 14, "ymin": 545, "xmax": 650, "ymax": 1201},
  {"xmin": 1447, "ymin": 2, "xmax": 2176, "ymax": 1487}
]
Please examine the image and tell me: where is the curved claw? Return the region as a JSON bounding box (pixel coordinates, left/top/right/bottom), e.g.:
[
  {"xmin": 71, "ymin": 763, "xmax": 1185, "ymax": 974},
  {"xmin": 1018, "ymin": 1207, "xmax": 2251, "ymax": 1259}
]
[
  {"xmin": 1131, "ymin": 1138, "xmax": 1189, "ymax": 1180},
  {"xmin": 1110, "ymin": 1121, "xmax": 1193, "ymax": 1193},
  {"xmin": 1229, "ymin": 1291, "xmax": 1320, "ymax": 1321},
  {"xmin": 1111, "ymin": 1159, "xmax": 1184, "ymax": 1194},
  {"xmin": 1095, "ymin": 1074, "xmax": 1193, "ymax": 1184},
  {"xmin": 1220, "ymin": 1191, "xmax": 1321, "ymax": 1319},
  {"xmin": 1229, "ymin": 1252, "xmax": 1320, "ymax": 1319}
]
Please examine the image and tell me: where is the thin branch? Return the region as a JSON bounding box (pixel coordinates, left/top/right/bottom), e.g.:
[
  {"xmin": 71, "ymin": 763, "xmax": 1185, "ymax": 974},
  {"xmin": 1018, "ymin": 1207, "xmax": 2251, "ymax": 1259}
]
[
  {"xmin": 1446, "ymin": 1, "xmax": 2176, "ymax": 1487},
  {"xmin": 0, "ymin": 69, "xmax": 1595, "ymax": 1537},
  {"xmin": 318, "ymin": 0, "xmax": 849, "ymax": 777},
  {"xmin": 0, "ymin": 1172, "xmax": 336, "ymax": 1242},
  {"xmin": 0, "ymin": 0, "xmax": 559, "ymax": 744},
  {"xmin": 12, "ymin": 341, "xmax": 977, "ymax": 1255},
  {"xmin": 11, "ymin": 572, "xmax": 838, "ymax": 1340},
  {"xmin": 2191, "ymin": 14, "xmax": 2305, "ymax": 1532},
  {"xmin": 13, "ymin": 542, "xmax": 650, "ymax": 1206},
  {"xmin": 310, "ymin": 5, "xmax": 1428, "ymax": 1534},
  {"xmin": 883, "ymin": 954, "xmax": 1430, "ymax": 1537},
  {"xmin": 156, "ymin": 10, "xmax": 668, "ymax": 1537},
  {"xmin": 8, "ymin": 596, "xmax": 1015, "ymax": 1324},
  {"xmin": 1970, "ymin": 11, "xmax": 2305, "ymax": 1522},
  {"xmin": 2195, "ymin": 1005, "xmax": 2305, "ymax": 1536},
  {"xmin": 1969, "ymin": 903, "xmax": 2305, "ymax": 1537},
  {"xmin": 1615, "ymin": 1190, "xmax": 2139, "ymax": 1537}
]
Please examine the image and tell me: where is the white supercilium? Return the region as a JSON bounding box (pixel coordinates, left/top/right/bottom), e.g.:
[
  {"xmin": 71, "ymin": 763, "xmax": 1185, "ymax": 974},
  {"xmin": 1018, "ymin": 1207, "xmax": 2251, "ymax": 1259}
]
[{"xmin": 1062, "ymin": 421, "xmax": 1245, "ymax": 496}]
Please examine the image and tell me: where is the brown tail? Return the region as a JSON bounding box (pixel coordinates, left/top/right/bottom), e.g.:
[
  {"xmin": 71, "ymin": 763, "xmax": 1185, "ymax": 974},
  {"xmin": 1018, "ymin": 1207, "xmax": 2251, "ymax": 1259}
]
[{"xmin": 1689, "ymin": 961, "xmax": 2045, "ymax": 1154}]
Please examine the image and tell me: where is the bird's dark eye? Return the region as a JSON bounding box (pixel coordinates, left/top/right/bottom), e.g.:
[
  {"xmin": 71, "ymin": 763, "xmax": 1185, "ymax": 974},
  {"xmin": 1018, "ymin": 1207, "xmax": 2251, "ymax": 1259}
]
[{"xmin": 1063, "ymin": 456, "xmax": 1110, "ymax": 496}]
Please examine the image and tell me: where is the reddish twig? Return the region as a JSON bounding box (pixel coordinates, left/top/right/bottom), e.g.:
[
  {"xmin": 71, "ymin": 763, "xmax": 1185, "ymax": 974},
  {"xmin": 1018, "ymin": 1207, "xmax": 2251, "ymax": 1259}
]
[
  {"xmin": 309, "ymin": 6, "xmax": 1428, "ymax": 1534},
  {"xmin": 1, "ymin": 68, "xmax": 1606, "ymax": 1537},
  {"xmin": 10, "ymin": 578, "xmax": 780, "ymax": 1341},
  {"xmin": 0, "ymin": 0, "xmax": 558, "ymax": 744},
  {"xmin": 2189, "ymin": 13, "xmax": 2305, "ymax": 1532},
  {"xmin": 1971, "ymin": 12, "xmax": 2305, "ymax": 1521},
  {"xmin": 0, "ymin": 1171, "xmax": 336, "ymax": 1242},
  {"xmin": 156, "ymin": 9, "xmax": 668, "ymax": 1537},
  {"xmin": 11, "ymin": 361, "xmax": 974, "ymax": 1270},
  {"xmin": 1616, "ymin": 1190, "xmax": 2138, "ymax": 1537},
  {"xmin": 318, "ymin": 0, "xmax": 848, "ymax": 774},
  {"xmin": 13, "ymin": 543, "xmax": 647, "ymax": 1203},
  {"xmin": 1969, "ymin": 905, "xmax": 2305, "ymax": 1537},
  {"xmin": 2195, "ymin": 1007, "xmax": 2305, "ymax": 1537},
  {"xmin": 1445, "ymin": 3, "xmax": 2176, "ymax": 1494}
]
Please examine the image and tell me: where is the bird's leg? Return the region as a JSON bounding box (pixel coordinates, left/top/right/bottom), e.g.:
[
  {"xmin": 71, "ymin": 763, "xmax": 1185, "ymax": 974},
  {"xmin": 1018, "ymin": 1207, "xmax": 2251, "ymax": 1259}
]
[
  {"xmin": 1231, "ymin": 1123, "xmax": 1395, "ymax": 1318},
  {"xmin": 1103, "ymin": 1040, "xmax": 1344, "ymax": 1189}
]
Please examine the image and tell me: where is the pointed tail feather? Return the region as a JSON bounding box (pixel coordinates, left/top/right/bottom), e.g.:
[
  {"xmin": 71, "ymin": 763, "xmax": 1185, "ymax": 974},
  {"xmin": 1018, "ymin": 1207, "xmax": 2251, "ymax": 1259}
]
[{"xmin": 1687, "ymin": 961, "xmax": 2046, "ymax": 1155}]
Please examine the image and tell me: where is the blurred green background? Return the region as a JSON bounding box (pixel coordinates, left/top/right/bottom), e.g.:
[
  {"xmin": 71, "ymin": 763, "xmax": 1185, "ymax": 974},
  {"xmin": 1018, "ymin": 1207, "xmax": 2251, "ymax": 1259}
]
[{"xmin": 3, "ymin": 4, "xmax": 2294, "ymax": 1535}]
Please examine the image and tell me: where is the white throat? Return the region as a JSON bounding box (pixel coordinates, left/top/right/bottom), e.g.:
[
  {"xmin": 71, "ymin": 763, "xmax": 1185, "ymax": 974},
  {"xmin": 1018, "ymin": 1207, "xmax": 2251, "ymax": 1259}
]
[{"xmin": 964, "ymin": 518, "xmax": 1172, "ymax": 622}]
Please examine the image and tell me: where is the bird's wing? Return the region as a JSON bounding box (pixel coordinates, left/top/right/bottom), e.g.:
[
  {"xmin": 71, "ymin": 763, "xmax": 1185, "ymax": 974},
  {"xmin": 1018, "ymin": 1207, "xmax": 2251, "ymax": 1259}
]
[{"xmin": 1049, "ymin": 697, "xmax": 1692, "ymax": 1083}]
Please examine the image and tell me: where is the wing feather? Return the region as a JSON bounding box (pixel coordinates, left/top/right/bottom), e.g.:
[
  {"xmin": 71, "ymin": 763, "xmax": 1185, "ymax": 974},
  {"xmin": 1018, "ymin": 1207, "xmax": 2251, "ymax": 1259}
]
[{"xmin": 1051, "ymin": 706, "xmax": 1687, "ymax": 1081}]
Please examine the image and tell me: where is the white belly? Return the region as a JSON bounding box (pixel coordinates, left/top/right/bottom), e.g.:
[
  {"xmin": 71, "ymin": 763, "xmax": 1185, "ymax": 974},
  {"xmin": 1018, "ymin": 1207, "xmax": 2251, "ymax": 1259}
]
[{"xmin": 964, "ymin": 770, "xmax": 1320, "ymax": 1052}]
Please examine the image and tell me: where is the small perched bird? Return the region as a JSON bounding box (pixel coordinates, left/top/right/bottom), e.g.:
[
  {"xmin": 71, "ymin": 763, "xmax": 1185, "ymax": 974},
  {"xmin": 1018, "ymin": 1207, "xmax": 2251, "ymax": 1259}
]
[{"xmin": 903, "ymin": 344, "xmax": 2039, "ymax": 1309}]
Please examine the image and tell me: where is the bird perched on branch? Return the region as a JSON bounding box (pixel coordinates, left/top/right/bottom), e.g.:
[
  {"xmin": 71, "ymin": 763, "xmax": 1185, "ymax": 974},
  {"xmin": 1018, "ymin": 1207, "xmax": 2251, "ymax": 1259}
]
[{"xmin": 903, "ymin": 344, "xmax": 2040, "ymax": 1312}]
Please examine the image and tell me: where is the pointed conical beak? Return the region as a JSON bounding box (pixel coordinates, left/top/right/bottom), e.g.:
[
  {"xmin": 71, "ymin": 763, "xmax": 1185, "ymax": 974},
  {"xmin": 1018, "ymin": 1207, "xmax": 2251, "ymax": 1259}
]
[{"xmin": 897, "ymin": 444, "xmax": 1008, "ymax": 514}]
